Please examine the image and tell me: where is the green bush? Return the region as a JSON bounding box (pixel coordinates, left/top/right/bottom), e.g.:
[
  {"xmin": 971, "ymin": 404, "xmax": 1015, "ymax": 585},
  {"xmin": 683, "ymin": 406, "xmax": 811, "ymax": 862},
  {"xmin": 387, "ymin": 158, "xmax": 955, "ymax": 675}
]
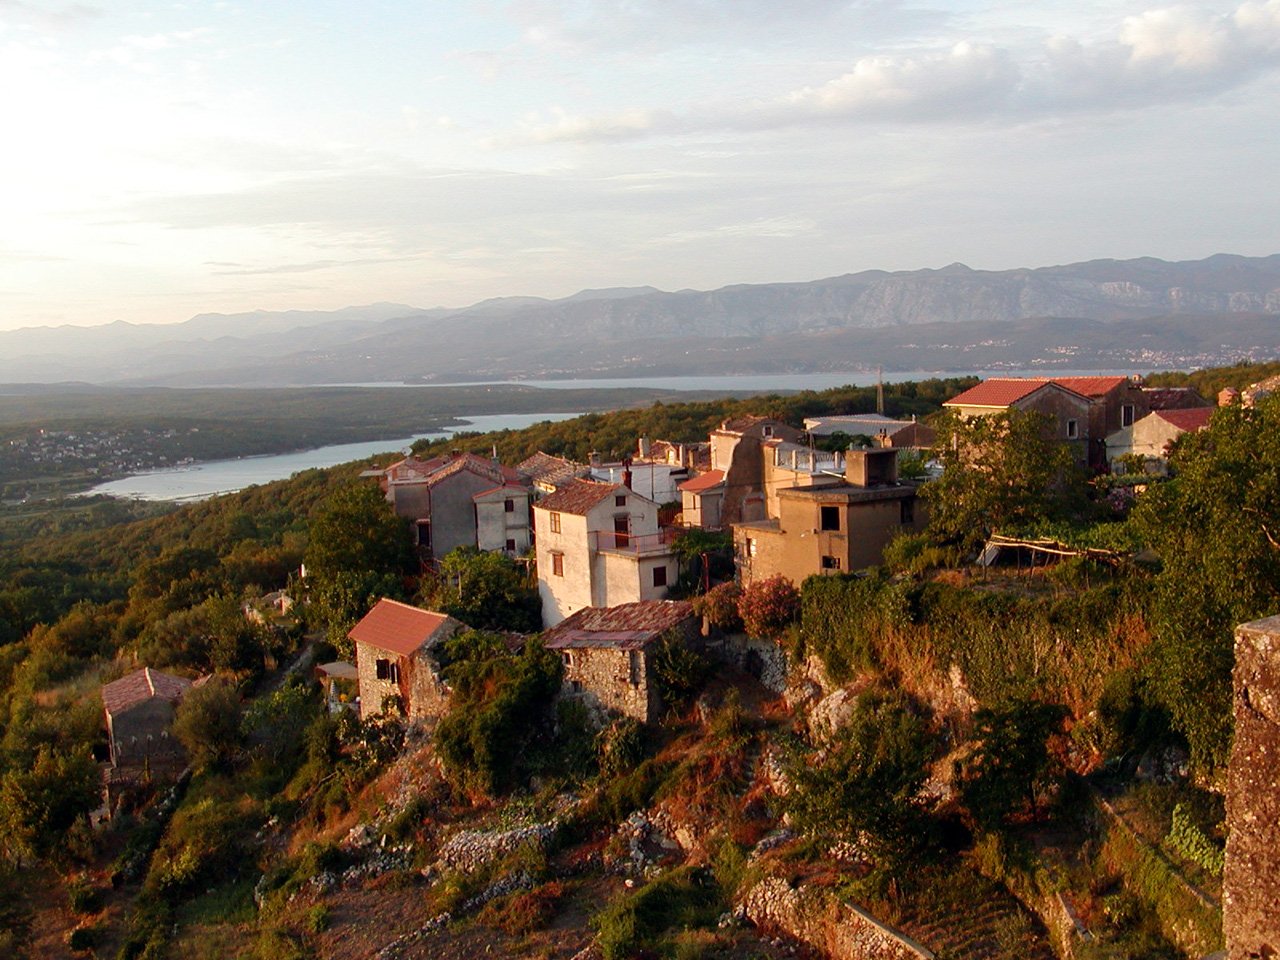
[
  {"xmin": 592, "ymin": 866, "xmax": 724, "ymax": 960},
  {"xmin": 649, "ymin": 631, "xmax": 710, "ymax": 712}
]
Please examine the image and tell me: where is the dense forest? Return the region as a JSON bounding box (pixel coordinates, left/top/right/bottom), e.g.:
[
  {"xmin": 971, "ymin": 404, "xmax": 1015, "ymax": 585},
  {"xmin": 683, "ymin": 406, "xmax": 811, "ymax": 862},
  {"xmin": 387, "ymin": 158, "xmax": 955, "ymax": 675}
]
[{"xmin": 0, "ymin": 367, "xmax": 1275, "ymax": 958}]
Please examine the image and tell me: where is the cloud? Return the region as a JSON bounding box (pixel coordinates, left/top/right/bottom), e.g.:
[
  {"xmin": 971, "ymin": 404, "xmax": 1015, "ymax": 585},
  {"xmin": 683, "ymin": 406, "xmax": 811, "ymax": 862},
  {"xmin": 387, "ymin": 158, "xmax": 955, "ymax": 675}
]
[
  {"xmin": 211, "ymin": 257, "xmax": 420, "ymax": 276},
  {"xmin": 515, "ymin": 0, "xmax": 1280, "ymax": 142}
]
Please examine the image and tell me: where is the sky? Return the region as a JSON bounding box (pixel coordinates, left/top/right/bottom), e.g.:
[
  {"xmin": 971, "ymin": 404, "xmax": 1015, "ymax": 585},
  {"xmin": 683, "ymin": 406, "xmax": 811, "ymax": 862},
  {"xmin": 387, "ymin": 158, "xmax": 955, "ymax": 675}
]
[{"xmin": 1, "ymin": 0, "xmax": 1278, "ymax": 331}]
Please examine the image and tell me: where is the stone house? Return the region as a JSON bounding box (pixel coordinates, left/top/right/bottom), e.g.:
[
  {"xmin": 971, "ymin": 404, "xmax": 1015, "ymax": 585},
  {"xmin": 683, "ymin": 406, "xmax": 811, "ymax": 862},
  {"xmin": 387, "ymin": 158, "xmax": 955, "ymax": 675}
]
[
  {"xmin": 377, "ymin": 453, "xmax": 530, "ymax": 562},
  {"xmin": 944, "ymin": 376, "xmax": 1149, "ymax": 469},
  {"xmin": 1105, "ymin": 407, "xmax": 1213, "ymax": 474},
  {"xmin": 533, "ymin": 479, "xmax": 679, "ymax": 628},
  {"xmin": 542, "ymin": 600, "xmax": 697, "ymax": 724},
  {"xmin": 733, "ymin": 448, "xmax": 927, "ymax": 585},
  {"xmin": 943, "ymin": 378, "xmax": 1093, "ymax": 466},
  {"xmin": 349, "ymin": 598, "xmax": 465, "ymax": 722},
  {"xmin": 102, "ymin": 667, "xmax": 193, "ymax": 769},
  {"xmin": 709, "ymin": 416, "xmax": 804, "ymax": 526}
]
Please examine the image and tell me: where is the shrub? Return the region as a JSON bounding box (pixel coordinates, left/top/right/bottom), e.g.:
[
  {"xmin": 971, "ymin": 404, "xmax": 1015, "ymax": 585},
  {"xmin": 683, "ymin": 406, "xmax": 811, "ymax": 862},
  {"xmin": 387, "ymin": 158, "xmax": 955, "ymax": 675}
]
[
  {"xmin": 598, "ymin": 717, "xmax": 647, "ymax": 781},
  {"xmin": 737, "ymin": 575, "xmax": 799, "ymax": 639},
  {"xmin": 172, "ymin": 678, "xmax": 243, "ymax": 772},
  {"xmin": 961, "ymin": 699, "xmax": 1068, "ymax": 829},
  {"xmin": 592, "ymin": 866, "xmax": 724, "ymax": 960},
  {"xmin": 649, "ymin": 631, "xmax": 710, "ymax": 711},
  {"xmin": 305, "ymin": 903, "xmax": 331, "ymax": 933},
  {"xmin": 691, "ymin": 581, "xmax": 742, "ymax": 632}
]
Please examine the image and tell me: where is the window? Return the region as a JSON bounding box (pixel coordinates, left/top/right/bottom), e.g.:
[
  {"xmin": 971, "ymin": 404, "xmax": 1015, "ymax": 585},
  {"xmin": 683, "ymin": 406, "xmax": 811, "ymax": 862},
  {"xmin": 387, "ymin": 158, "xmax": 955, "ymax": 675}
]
[
  {"xmin": 1066, "ymin": 419, "xmax": 1079, "ymax": 440},
  {"xmin": 551, "ymin": 552, "xmax": 564, "ymax": 577},
  {"xmin": 504, "ymin": 498, "xmax": 515, "ymax": 513},
  {"xmin": 374, "ymin": 658, "xmax": 400, "ymax": 683},
  {"xmin": 762, "ymin": 425, "xmax": 774, "ymax": 437},
  {"xmin": 652, "ymin": 565, "xmax": 667, "ymax": 588},
  {"xmin": 821, "ymin": 555, "xmax": 841, "ymax": 570},
  {"xmin": 746, "ymin": 537, "xmax": 758, "ymax": 557},
  {"xmin": 820, "ymin": 505, "xmax": 841, "ymax": 531},
  {"xmin": 1121, "ymin": 404, "xmax": 1136, "ymax": 427},
  {"xmin": 561, "ymin": 651, "xmax": 572, "ymax": 667},
  {"xmin": 505, "ymin": 538, "xmax": 516, "ymax": 552},
  {"xmin": 549, "ymin": 512, "xmax": 561, "ymax": 533},
  {"xmin": 615, "ymin": 495, "xmax": 627, "ymax": 507},
  {"xmin": 901, "ymin": 498, "xmax": 915, "ymax": 525},
  {"xmin": 629, "ymin": 650, "xmax": 642, "ymax": 685}
]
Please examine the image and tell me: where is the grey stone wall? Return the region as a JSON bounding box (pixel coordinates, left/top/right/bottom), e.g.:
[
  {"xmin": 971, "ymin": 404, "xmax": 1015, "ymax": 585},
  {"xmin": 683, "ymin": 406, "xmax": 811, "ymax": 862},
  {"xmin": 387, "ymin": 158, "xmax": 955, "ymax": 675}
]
[
  {"xmin": 1225, "ymin": 616, "xmax": 1280, "ymax": 960},
  {"xmin": 741, "ymin": 877, "xmax": 934, "ymax": 960},
  {"xmin": 561, "ymin": 646, "xmax": 657, "ymax": 723}
]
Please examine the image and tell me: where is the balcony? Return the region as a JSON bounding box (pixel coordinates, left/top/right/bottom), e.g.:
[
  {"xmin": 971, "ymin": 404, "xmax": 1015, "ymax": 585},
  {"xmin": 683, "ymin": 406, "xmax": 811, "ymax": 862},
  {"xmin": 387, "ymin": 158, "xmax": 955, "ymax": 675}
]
[{"xmin": 590, "ymin": 528, "xmax": 680, "ymax": 556}]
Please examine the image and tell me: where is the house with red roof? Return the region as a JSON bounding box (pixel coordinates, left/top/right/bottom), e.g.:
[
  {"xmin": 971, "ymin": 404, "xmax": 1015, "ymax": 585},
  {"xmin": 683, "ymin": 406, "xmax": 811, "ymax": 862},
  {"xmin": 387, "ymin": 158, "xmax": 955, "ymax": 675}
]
[
  {"xmin": 101, "ymin": 667, "xmax": 194, "ymax": 769},
  {"xmin": 944, "ymin": 376, "xmax": 1149, "ymax": 469},
  {"xmin": 533, "ymin": 479, "xmax": 679, "ymax": 628},
  {"xmin": 1105, "ymin": 407, "xmax": 1215, "ymax": 474},
  {"xmin": 348, "ymin": 598, "xmax": 464, "ymax": 722},
  {"xmin": 542, "ymin": 601, "xmax": 698, "ymax": 723}
]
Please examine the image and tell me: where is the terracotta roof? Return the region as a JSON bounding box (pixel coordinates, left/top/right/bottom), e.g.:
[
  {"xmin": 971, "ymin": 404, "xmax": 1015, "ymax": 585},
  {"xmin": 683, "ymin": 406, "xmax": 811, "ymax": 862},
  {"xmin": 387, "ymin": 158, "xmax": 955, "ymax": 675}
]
[
  {"xmin": 945, "ymin": 378, "xmax": 1088, "ymax": 408},
  {"xmin": 1143, "ymin": 387, "xmax": 1210, "ymax": 411},
  {"xmin": 542, "ymin": 601, "xmax": 695, "ymax": 650},
  {"xmin": 420, "ymin": 453, "xmax": 519, "ymax": 489},
  {"xmin": 102, "ymin": 667, "xmax": 192, "ymax": 716},
  {"xmin": 534, "ymin": 479, "xmax": 625, "ymax": 516},
  {"xmin": 1155, "ymin": 407, "xmax": 1214, "ymax": 432},
  {"xmin": 679, "ymin": 469, "xmax": 725, "ymax": 493},
  {"xmin": 1050, "ymin": 376, "xmax": 1129, "ymax": 398},
  {"xmin": 348, "ymin": 599, "xmax": 455, "ymax": 658}
]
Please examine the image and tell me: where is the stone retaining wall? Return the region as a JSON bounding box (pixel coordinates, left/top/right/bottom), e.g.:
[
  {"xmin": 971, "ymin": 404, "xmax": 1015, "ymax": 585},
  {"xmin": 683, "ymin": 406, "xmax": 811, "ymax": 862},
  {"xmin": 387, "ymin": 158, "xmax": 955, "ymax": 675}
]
[{"xmin": 741, "ymin": 877, "xmax": 934, "ymax": 960}]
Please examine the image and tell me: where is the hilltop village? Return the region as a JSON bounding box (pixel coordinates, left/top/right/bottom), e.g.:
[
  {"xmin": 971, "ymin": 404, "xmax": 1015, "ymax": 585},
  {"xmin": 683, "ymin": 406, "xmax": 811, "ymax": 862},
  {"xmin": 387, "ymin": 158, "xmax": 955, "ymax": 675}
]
[{"xmin": 2, "ymin": 369, "xmax": 1279, "ymax": 959}]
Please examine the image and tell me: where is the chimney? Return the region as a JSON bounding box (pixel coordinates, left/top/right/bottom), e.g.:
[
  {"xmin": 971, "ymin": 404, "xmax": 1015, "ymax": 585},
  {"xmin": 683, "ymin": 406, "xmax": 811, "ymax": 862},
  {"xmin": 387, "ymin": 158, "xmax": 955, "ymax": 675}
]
[
  {"xmin": 622, "ymin": 457, "xmax": 633, "ymax": 489},
  {"xmin": 1219, "ymin": 386, "xmax": 1240, "ymax": 407},
  {"xmin": 589, "ymin": 450, "xmax": 601, "ymax": 467},
  {"xmin": 638, "ymin": 436, "xmax": 651, "ymax": 458}
]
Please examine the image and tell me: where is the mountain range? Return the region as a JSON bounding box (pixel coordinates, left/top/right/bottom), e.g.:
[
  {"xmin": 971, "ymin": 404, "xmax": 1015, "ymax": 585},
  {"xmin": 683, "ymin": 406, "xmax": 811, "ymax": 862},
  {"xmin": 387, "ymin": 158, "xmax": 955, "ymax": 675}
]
[{"xmin": 4, "ymin": 254, "xmax": 1279, "ymax": 386}]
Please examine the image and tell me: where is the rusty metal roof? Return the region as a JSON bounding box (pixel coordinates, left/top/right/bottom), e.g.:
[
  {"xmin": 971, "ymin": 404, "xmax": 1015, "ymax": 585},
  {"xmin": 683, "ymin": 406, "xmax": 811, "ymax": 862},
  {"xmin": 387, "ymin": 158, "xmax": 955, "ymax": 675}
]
[{"xmin": 542, "ymin": 601, "xmax": 695, "ymax": 650}]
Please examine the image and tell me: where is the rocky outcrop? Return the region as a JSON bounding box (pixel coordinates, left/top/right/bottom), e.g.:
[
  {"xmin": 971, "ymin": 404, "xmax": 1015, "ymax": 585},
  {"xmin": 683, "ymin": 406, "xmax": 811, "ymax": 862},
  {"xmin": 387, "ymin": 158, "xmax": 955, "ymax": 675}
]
[
  {"xmin": 1225, "ymin": 617, "xmax": 1280, "ymax": 959},
  {"xmin": 741, "ymin": 877, "xmax": 934, "ymax": 960}
]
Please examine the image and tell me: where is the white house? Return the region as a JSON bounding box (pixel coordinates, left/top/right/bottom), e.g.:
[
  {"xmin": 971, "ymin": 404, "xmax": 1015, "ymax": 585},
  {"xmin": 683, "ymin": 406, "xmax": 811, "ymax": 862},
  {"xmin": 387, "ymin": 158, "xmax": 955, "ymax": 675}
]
[{"xmin": 533, "ymin": 479, "xmax": 679, "ymax": 628}]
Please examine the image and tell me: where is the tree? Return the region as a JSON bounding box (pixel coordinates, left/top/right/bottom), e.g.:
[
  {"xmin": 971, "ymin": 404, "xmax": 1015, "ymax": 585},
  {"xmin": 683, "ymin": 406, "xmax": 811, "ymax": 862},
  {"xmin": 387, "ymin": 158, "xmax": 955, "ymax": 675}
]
[
  {"xmin": 305, "ymin": 483, "xmax": 416, "ymax": 649},
  {"xmin": 426, "ymin": 547, "xmax": 540, "ymax": 633},
  {"xmin": 923, "ymin": 409, "xmax": 1084, "ymax": 552},
  {"xmin": 172, "ymin": 678, "xmax": 243, "ymax": 771},
  {"xmin": 961, "ymin": 699, "xmax": 1067, "ymax": 829},
  {"xmin": 0, "ymin": 745, "xmax": 98, "ymax": 863},
  {"xmin": 1130, "ymin": 395, "xmax": 1280, "ymax": 773},
  {"xmin": 305, "ymin": 482, "xmax": 415, "ymax": 582},
  {"xmin": 787, "ymin": 690, "xmax": 935, "ymax": 871}
]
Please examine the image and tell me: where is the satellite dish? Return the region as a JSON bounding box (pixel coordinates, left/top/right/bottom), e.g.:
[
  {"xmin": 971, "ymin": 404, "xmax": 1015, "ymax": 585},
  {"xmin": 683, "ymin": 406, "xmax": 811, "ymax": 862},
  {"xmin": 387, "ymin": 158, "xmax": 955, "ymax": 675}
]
[{"xmin": 401, "ymin": 447, "xmax": 413, "ymax": 457}]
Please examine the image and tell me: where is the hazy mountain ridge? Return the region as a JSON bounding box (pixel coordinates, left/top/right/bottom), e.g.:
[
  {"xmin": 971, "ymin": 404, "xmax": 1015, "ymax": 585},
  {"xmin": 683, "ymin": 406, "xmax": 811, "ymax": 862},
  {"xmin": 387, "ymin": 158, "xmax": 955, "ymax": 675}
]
[{"xmin": 3, "ymin": 254, "xmax": 1279, "ymax": 385}]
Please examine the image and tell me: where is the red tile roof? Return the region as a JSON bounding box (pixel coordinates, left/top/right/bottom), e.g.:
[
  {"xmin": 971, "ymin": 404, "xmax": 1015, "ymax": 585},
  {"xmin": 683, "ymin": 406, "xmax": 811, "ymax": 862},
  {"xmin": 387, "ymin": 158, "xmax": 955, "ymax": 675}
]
[
  {"xmin": 348, "ymin": 599, "xmax": 455, "ymax": 657},
  {"xmin": 1155, "ymin": 407, "xmax": 1214, "ymax": 432},
  {"xmin": 945, "ymin": 377, "xmax": 1092, "ymax": 408},
  {"xmin": 102, "ymin": 667, "xmax": 193, "ymax": 716},
  {"xmin": 1050, "ymin": 376, "xmax": 1129, "ymax": 398},
  {"xmin": 542, "ymin": 601, "xmax": 695, "ymax": 650},
  {"xmin": 421, "ymin": 453, "xmax": 520, "ymax": 489},
  {"xmin": 678, "ymin": 469, "xmax": 725, "ymax": 493},
  {"xmin": 534, "ymin": 479, "xmax": 625, "ymax": 516}
]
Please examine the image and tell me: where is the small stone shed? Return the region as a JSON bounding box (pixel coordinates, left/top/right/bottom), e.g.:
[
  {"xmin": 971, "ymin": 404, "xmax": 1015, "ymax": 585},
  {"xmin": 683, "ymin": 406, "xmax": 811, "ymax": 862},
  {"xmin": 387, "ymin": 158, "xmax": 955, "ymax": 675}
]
[
  {"xmin": 349, "ymin": 598, "xmax": 464, "ymax": 722},
  {"xmin": 101, "ymin": 667, "xmax": 193, "ymax": 769},
  {"xmin": 541, "ymin": 600, "xmax": 697, "ymax": 724}
]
